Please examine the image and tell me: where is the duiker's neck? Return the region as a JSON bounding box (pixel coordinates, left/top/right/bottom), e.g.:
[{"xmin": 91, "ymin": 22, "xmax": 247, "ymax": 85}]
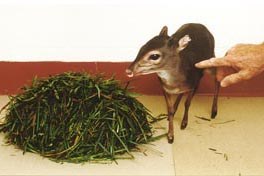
[
  {"xmin": 157, "ymin": 57, "xmax": 183, "ymax": 85},
  {"xmin": 157, "ymin": 70, "xmax": 185, "ymax": 85},
  {"xmin": 157, "ymin": 62, "xmax": 190, "ymax": 94}
]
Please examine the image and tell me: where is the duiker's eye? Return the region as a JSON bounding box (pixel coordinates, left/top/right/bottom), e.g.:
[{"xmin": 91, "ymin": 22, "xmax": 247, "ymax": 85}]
[{"xmin": 149, "ymin": 54, "xmax": 160, "ymax": 60}]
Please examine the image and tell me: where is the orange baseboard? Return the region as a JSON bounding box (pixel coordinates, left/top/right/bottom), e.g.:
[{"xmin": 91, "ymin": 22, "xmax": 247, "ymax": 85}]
[{"xmin": 0, "ymin": 61, "xmax": 263, "ymax": 96}]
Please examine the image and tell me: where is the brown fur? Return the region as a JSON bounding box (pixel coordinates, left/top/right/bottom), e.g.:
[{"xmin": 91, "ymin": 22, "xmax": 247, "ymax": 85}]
[{"xmin": 126, "ymin": 23, "xmax": 220, "ymax": 143}]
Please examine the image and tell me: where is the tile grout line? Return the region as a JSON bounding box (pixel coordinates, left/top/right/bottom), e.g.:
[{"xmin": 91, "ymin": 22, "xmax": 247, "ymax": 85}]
[{"xmin": 171, "ymin": 144, "xmax": 177, "ymax": 176}]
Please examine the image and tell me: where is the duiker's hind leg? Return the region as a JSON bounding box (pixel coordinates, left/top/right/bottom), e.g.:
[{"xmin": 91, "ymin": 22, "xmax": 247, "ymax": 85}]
[
  {"xmin": 211, "ymin": 77, "xmax": 220, "ymax": 119},
  {"xmin": 180, "ymin": 90, "xmax": 196, "ymax": 130}
]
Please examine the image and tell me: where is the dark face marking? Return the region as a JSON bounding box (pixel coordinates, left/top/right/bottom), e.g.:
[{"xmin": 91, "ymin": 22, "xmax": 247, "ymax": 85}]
[{"xmin": 135, "ymin": 35, "xmax": 170, "ymax": 62}]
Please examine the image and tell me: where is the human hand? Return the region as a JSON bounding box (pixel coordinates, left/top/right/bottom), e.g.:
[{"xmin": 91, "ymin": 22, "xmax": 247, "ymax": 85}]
[{"xmin": 195, "ymin": 43, "xmax": 264, "ymax": 87}]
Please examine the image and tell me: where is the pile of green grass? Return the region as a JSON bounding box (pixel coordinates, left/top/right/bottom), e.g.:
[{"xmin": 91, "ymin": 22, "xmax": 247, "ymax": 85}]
[{"xmin": 0, "ymin": 72, "xmax": 159, "ymax": 163}]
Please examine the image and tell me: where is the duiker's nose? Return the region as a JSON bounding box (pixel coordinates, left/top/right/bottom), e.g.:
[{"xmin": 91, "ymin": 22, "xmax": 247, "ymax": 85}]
[{"xmin": 125, "ymin": 69, "xmax": 134, "ymax": 78}]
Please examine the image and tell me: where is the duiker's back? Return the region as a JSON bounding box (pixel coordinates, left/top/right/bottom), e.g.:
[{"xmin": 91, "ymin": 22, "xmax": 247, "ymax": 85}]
[{"xmin": 169, "ymin": 23, "xmax": 215, "ymax": 88}]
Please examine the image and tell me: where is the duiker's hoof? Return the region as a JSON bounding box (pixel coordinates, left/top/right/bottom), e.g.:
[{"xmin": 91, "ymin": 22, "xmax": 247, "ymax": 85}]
[
  {"xmin": 167, "ymin": 135, "xmax": 174, "ymax": 144},
  {"xmin": 211, "ymin": 111, "xmax": 217, "ymax": 119},
  {"xmin": 180, "ymin": 121, "xmax": 187, "ymax": 130}
]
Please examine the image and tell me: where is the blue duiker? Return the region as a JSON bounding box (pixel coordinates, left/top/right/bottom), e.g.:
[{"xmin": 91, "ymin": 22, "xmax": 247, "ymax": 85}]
[{"xmin": 126, "ymin": 23, "xmax": 220, "ymax": 143}]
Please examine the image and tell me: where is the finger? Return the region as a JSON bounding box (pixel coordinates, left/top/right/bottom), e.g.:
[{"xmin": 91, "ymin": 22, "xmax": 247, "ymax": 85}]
[
  {"xmin": 216, "ymin": 67, "xmax": 237, "ymax": 82},
  {"xmin": 220, "ymin": 70, "xmax": 251, "ymax": 87},
  {"xmin": 195, "ymin": 57, "xmax": 231, "ymax": 68},
  {"xmin": 216, "ymin": 68, "xmax": 226, "ymax": 81}
]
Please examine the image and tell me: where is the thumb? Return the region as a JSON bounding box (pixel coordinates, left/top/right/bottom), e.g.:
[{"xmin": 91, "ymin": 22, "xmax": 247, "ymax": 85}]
[{"xmin": 220, "ymin": 70, "xmax": 251, "ymax": 87}]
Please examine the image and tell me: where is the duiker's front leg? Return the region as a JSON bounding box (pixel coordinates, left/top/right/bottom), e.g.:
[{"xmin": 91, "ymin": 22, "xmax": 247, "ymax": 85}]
[
  {"xmin": 166, "ymin": 93, "xmax": 183, "ymax": 120},
  {"xmin": 164, "ymin": 93, "xmax": 182, "ymax": 144},
  {"xmin": 181, "ymin": 90, "xmax": 195, "ymax": 129},
  {"xmin": 174, "ymin": 93, "xmax": 184, "ymax": 114}
]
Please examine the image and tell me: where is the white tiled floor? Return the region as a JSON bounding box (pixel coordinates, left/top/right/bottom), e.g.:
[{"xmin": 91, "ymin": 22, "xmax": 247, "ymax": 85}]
[
  {"xmin": 1, "ymin": 95, "xmax": 264, "ymax": 175},
  {"xmin": 138, "ymin": 95, "xmax": 264, "ymax": 176}
]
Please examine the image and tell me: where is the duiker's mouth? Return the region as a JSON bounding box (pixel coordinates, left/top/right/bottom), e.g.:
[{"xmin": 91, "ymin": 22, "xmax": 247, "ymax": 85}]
[
  {"xmin": 127, "ymin": 72, "xmax": 134, "ymax": 78},
  {"xmin": 126, "ymin": 69, "xmax": 147, "ymax": 78},
  {"xmin": 127, "ymin": 70, "xmax": 156, "ymax": 78},
  {"xmin": 125, "ymin": 69, "xmax": 134, "ymax": 78},
  {"xmin": 126, "ymin": 66, "xmax": 157, "ymax": 77}
]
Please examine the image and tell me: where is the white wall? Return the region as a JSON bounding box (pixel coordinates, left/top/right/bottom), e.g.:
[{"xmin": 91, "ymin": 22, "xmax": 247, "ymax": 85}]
[{"xmin": 0, "ymin": 0, "xmax": 263, "ymax": 62}]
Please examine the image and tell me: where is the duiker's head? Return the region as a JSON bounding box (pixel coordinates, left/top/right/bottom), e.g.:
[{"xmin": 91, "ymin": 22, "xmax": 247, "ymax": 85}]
[{"xmin": 126, "ymin": 26, "xmax": 191, "ymax": 77}]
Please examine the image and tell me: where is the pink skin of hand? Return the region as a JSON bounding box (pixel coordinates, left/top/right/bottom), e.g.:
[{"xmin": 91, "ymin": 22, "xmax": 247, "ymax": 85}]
[{"xmin": 195, "ymin": 43, "xmax": 264, "ymax": 87}]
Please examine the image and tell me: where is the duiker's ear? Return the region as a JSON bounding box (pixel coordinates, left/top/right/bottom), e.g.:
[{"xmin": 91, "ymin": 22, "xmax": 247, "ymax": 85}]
[
  {"xmin": 159, "ymin": 26, "xmax": 168, "ymax": 36},
  {"xmin": 177, "ymin": 35, "xmax": 191, "ymax": 51}
]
